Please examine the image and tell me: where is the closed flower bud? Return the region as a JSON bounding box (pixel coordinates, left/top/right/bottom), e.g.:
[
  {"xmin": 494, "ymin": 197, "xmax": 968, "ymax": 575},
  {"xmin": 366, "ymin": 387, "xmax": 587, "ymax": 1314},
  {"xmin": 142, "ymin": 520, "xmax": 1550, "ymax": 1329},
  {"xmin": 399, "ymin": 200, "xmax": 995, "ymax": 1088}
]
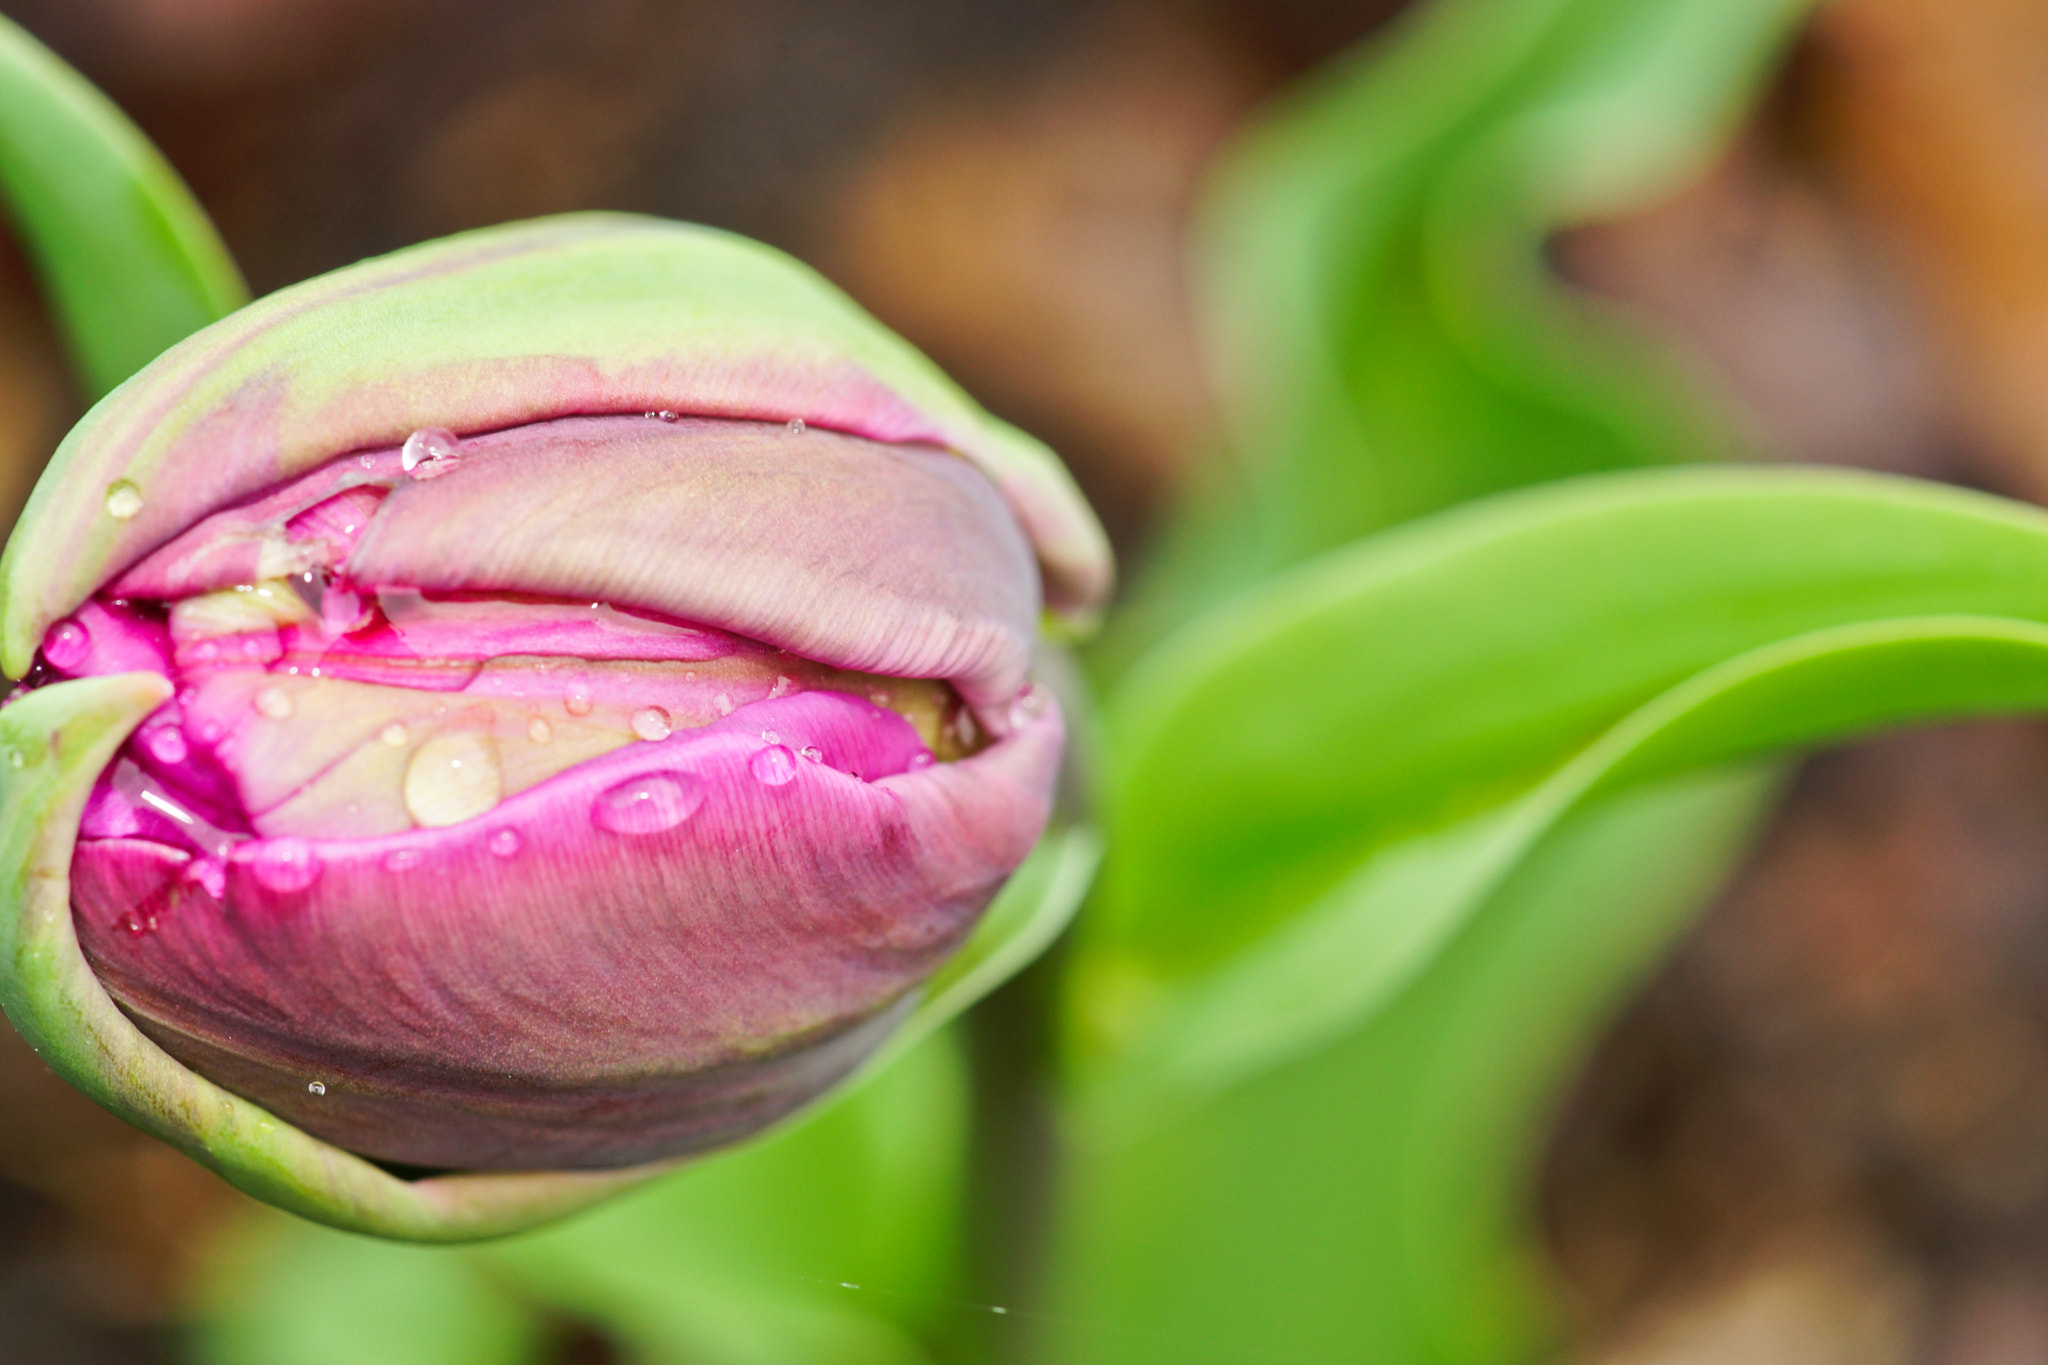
[{"xmin": 0, "ymin": 215, "xmax": 1109, "ymax": 1228}]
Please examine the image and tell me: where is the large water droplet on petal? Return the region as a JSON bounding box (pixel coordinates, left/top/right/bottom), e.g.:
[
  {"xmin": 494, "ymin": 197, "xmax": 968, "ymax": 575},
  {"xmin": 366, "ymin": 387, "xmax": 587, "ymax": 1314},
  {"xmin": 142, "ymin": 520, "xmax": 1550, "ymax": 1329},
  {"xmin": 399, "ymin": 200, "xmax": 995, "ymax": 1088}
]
[
  {"xmin": 750, "ymin": 744, "xmax": 798, "ymax": 786},
  {"xmin": 488, "ymin": 828, "xmax": 522, "ymax": 858},
  {"xmin": 254, "ymin": 685, "xmax": 295, "ymax": 720},
  {"xmin": 526, "ymin": 717, "xmax": 553, "ymax": 744},
  {"xmin": 564, "ymin": 684, "xmax": 593, "ymax": 717},
  {"xmin": 44, "ymin": 619, "xmax": 89, "ymax": 671},
  {"xmin": 630, "ymin": 706, "xmax": 672, "ymax": 741},
  {"xmin": 785, "ymin": 417, "xmax": 806, "ymax": 436},
  {"xmin": 105, "ymin": 480, "xmax": 144, "ymax": 520},
  {"xmin": 591, "ymin": 771, "xmax": 702, "ymax": 835},
  {"xmin": 401, "ymin": 427, "xmax": 463, "ymax": 479},
  {"xmin": 248, "ymin": 838, "xmax": 320, "ymax": 893},
  {"xmin": 403, "ymin": 731, "xmax": 503, "ymax": 827}
]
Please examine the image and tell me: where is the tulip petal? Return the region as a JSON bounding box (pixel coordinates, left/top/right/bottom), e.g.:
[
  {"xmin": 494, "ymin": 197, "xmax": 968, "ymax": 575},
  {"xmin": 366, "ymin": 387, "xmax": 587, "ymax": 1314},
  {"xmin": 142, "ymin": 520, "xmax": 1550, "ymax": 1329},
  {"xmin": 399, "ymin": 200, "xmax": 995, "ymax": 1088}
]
[
  {"xmin": 0, "ymin": 674, "xmax": 685, "ymax": 1239},
  {"xmin": 345, "ymin": 416, "xmax": 1037, "ymax": 711},
  {"xmin": 0, "ymin": 215, "xmax": 1112, "ymax": 676},
  {"xmin": 71, "ymin": 691, "xmax": 1063, "ymax": 1170}
]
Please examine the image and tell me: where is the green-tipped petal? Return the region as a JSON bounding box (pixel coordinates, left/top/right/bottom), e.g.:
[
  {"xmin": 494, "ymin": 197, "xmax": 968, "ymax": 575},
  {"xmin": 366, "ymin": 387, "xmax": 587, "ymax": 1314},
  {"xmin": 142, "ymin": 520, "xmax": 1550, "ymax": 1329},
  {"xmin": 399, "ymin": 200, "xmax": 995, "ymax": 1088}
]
[{"xmin": 0, "ymin": 214, "xmax": 1110, "ymax": 676}]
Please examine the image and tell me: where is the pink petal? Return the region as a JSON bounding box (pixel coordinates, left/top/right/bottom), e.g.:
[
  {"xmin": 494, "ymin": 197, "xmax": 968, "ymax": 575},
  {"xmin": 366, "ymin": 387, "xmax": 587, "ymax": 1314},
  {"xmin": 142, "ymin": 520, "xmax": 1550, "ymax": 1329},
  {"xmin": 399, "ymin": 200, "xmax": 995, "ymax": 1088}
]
[{"xmin": 71, "ymin": 691, "xmax": 1061, "ymax": 1170}]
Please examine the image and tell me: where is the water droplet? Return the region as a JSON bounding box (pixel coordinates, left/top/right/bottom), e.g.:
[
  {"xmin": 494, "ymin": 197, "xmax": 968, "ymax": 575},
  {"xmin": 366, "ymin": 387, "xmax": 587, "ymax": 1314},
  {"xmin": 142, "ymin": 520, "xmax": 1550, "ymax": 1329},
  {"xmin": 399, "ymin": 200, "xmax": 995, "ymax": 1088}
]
[
  {"xmin": 750, "ymin": 744, "xmax": 798, "ymax": 786},
  {"xmin": 591, "ymin": 771, "xmax": 703, "ymax": 835},
  {"xmin": 646, "ymin": 409, "xmax": 679, "ymax": 422},
  {"xmin": 785, "ymin": 418, "xmax": 807, "ymax": 436},
  {"xmin": 1006, "ymin": 683, "xmax": 1049, "ymax": 732},
  {"xmin": 403, "ymin": 731, "xmax": 503, "ymax": 827},
  {"xmin": 564, "ymin": 684, "xmax": 593, "ymax": 717},
  {"xmin": 248, "ymin": 838, "xmax": 320, "ymax": 893},
  {"xmin": 991, "ymin": 1307, "xmax": 1008, "ymax": 1316},
  {"xmin": 952, "ymin": 708, "xmax": 981, "ymax": 749},
  {"xmin": 760, "ymin": 730, "xmax": 781, "ymax": 745},
  {"xmin": 383, "ymin": 848, "xmax": 423, "ymax": 872},
  {"xmin": 798, "ymin": 745, "xmax": 823, "ymax": 763},
  {"xmin": 869, "ymin": 689, "xmax": 892, "ymax": 705},
  {"xmin": 713, "ymin": 692, "xmax": 734, "ymax": 716},
  {"xmin": 630, "ymin": 706, "xmax": 672, "ymax": 741},
  {"xmin": 307, "ymin": 1081, "xmax": 326, "ymax": 1095},
  {"xmin": 527, "ymin": 716, "xmax": 553, "ymax": 744},
  {"xmin": 254, "ymin": 685, "xmax": 294, "ymax": 720},
  {"xmin": 488, "ymin": 828, "xmax": 521, "ymax": 858},
  {"xmin": 768, "ymin": 674, "xmax": 794, "ymax": 699},
  {"xmin": 909, "ymin": 751, "xmax": 935, "ymax": 770},
  {"xmin": 44, "ymin": 619, "xmax": 89, "ymax": 671},
  {"xmin": 400, "ymin": 427, "xmax": 462, "ymax": 479},
  {"xmin": 143, "ymin": 726, "xmax": 189, "ymax": 765},
  {"xmin": 104, "ymin": 480, "xmax": 144, "ymax": 520},
  {"xmin": 380, "ymin": 722, "xmax": 409, "ymax": 747}
]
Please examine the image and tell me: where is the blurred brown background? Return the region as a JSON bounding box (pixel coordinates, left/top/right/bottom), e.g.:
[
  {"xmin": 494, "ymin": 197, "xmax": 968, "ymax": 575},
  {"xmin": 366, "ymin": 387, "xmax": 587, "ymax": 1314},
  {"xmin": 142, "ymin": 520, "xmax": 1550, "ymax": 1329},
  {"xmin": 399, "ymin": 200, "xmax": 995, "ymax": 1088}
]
[{"xmin": 8, "ymin": 0, "xmax": 2048, "ymax": 1361}]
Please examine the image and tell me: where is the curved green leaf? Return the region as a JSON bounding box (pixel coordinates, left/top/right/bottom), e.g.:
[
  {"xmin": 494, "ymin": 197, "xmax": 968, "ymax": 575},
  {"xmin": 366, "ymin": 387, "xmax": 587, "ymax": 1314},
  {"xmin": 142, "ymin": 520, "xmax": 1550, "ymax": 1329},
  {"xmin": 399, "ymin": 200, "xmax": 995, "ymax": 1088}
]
[
  {"xmin": 1053, "ymin": 467, "xmax": 2048, "ymax": 1363},
  {"xmin": 1094, "ymin": 0, "xmax": 1809, "ymax": 676},
  {"xmin": 0, "ymin": 15, "xmax": 246, "ymax": 399}
]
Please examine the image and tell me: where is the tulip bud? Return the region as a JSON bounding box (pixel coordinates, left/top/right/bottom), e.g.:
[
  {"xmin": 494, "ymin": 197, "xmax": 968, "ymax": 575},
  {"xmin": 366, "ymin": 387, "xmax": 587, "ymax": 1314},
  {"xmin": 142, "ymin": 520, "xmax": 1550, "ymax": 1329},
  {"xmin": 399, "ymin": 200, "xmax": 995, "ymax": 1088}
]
[{"xmin": 0, "ymin": 216, "xmax": 1109, "ymax": 1220}]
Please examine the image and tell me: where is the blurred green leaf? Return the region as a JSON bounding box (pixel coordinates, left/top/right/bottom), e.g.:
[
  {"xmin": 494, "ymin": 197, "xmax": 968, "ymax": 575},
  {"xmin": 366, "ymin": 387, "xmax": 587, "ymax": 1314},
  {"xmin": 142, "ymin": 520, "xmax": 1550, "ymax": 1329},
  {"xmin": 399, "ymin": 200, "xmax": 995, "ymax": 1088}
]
[
  {"xmin": 1053, "ymin": 465, "xmax": 2048, "ymax": 1363},
  {"xmin": 190, "ymin": 1028, "xmax": 970, "ymax": 1365},
  {"xmin": 1097, "ymin": 0, "xmax": 1808, "ymax": 677},
  {"xmin": 0, "ymin": 14, "xmax": 245, "ymax": 400},
  {"xmin": 191, "ymin": 1218, "xmax": 544, "ymax": 1365}
]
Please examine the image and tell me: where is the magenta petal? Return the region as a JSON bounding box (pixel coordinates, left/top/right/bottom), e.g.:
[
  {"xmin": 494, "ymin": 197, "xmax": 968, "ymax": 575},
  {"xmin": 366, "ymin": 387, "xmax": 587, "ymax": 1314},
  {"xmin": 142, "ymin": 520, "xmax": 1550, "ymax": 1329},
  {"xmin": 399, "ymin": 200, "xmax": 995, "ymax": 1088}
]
[{"xmin": 70, "ymin": 692, "xmax": 1061, "ymax": 1169}]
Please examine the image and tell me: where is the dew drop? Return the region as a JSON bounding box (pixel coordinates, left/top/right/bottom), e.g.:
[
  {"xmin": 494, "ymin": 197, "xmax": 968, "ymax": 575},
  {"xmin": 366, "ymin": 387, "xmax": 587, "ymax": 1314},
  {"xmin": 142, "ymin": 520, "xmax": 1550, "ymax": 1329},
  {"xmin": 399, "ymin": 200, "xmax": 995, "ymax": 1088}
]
[
  {"xmin": 798, "ymin": 745, "xmax": 823, "ymax": 763},
  {"xmin": 591, "ymin": 771, "xmax": 703, "ymax": 835},
  {"xmin": 143, "ymin": 726, "xmax": 189, "ymax": 765},
  {"xmin": 909, "ymin": 751, "xmax": 936, "ymax": 770},
  {"xmin": 254, "ymin": 685, "xmax": 295, "ymax": 720},
  {"xmin": 401, "ymin": 427, "xmax": 463, "ymax": 479},
  {"xmin": 380, "ymin": 722, "xmax": 409, "ymax": 747},
  {"xmin": 1006, "ymin": 683, "xmax": 1049, "ymax": 732},
  {"xmin": 383, "ymin": 848, "xmax": 423, "ymax": 872},
  {"xmin": 785, "ymin": 418, "xmax": 806, "ymax": 436},
  {"xmin": 527, "ymin": 716, "xmax": 554, "ymax": 744},
  {"xmin": 488, "ymin": 828, "xmax": 521, "ymax": 858},
  {"xmin": 403, "ymin": 731, "xmax": 504, "ymax": 827},
  {"xmin": 308, "ymin": 1081, "xmax": 326, "ymax": 1096},
  {"xmin": 104, "ymin": 480, "xmax": 144, "ymax": 520},
  {"xmin": 646, "ymin": 409, "xmax": 679, "ymax": 422},
  {"xmin": 248, "ymin": 838, "xmax": 320, "ymax": 893},
  {"xmin": 564, "ymin": 684, "xmax": 593, "ymax": 717},
  {"xmin": 44, "ymin": 619, "xmax": 89, "ymax": 671},
  {"xmin": 630, "ymin": 706, "xmax": 672, "ymax": 741},
  {"xmin": 750, "ymin": 744, "xmax": 799, "ymax": 786},
  {"xmin": 760, "ymin": 730, "xmax": 781, "ymax": 745}
]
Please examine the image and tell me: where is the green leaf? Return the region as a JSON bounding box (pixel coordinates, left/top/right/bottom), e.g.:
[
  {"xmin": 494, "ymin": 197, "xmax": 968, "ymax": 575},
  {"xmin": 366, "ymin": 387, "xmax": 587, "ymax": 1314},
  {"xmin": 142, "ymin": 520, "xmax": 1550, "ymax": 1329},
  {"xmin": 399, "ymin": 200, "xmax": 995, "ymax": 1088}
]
[
  {"xmin": 1084, "ymin": 468, "xmax": 2048, "ymax": 1025},
  {"xmin": 1095, "ymin": 0, "xmax": 1809, "ymax": 677},
  {"xmin": 192, "ymin": 1027, "xmax": 972, "ymax": 1365},
  {"xmin": 1054, "ymin": 467, "xmax": 2048, "ymax": 1363},
  {"xmin": 0, "ymin": 15, "xmax": 246, "ymax": 399}
]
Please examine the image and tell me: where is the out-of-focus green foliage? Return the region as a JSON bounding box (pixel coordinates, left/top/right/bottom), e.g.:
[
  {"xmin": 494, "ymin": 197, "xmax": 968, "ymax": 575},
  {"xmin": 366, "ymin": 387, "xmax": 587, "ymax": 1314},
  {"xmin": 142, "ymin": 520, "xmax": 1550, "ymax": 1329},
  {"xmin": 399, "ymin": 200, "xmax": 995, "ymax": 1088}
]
[
  {"xmin": 1096, "ymin": 0, "xmax": 1809, "ymax": 678},
  {"xmin": 1051, "ymin": 0, "xmax": 1827, "ymax": 1360},
  {"xmin": 0, "ymin": 15, "xmax": 245, "ymax": 400},
  {"xmin": 193, "ymin": 1026, "xmax": 971, "ymax": 1365},
  {"xmin": 1054, "ymin": 469, "xmax": 2048, "ymax": 1362}
]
